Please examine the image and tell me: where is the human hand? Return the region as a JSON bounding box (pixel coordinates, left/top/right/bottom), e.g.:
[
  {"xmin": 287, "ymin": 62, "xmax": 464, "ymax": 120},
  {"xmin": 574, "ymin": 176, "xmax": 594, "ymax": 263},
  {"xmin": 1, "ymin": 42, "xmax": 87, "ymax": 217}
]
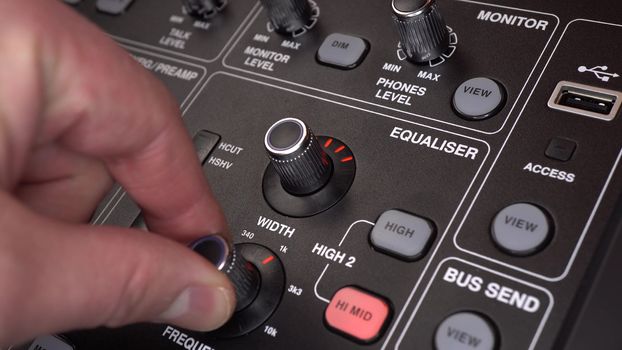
[{"xmin": 0, "ymin": 1, "xmax": 234, "ymax": 346}]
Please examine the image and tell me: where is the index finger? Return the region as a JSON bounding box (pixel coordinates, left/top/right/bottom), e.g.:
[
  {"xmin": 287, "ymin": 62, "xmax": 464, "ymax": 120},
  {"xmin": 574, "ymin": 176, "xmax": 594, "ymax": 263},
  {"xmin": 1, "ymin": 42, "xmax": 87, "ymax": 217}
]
[{"xmin": 0, "ymin": 0, "xmax": 227, "ymax": 240}]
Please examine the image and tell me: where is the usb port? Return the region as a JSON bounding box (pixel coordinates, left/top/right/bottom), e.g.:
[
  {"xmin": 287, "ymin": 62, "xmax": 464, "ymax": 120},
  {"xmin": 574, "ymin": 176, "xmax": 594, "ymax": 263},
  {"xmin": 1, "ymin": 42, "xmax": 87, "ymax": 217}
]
[{"xmin": 547, "ymin": 81, "xmax": 622, "ymax": 121}]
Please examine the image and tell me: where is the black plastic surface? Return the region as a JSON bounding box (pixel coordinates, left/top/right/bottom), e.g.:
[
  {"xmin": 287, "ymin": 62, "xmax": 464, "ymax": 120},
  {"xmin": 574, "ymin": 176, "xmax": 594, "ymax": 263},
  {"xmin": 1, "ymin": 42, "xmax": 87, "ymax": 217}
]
[{"xmin": 65, "ymin": 0, "xmax": 622, "ymax": 349}]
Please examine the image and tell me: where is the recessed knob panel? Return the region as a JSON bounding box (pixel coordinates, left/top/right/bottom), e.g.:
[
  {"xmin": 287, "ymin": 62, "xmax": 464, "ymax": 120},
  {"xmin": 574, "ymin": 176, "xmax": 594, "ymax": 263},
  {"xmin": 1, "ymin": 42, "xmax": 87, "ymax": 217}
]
[
  {"xmin": 392, "ymin": 0, "xmax": 449, "ymax": 63},
  {"xmin": 182, "ymin": 0, "xmax": 227, "ymax": 19},
  {"xmin": 260, "ymin": 0, "xmax": 312, "ymax": 35},
  {"xmin": 264, "ymin": 118, "xmax": 333, "ymax": 196}
]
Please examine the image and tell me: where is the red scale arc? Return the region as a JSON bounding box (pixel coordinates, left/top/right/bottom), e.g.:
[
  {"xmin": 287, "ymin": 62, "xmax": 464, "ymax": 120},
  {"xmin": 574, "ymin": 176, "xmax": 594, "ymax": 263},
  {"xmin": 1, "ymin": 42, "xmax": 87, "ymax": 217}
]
[
  {"xmin": 322, "ymin": 137, "xmax": 355, "ymax": 164},
  {"xmin": 263, "ymin": 134, "xmax": 355, "ymax": 218}
]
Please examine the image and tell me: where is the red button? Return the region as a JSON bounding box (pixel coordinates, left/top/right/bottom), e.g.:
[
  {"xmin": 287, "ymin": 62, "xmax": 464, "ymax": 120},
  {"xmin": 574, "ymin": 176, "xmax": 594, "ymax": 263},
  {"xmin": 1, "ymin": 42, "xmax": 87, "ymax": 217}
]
[{"xmin": 324, "ymin": 286, "xmax": 391, "ymax": 343}]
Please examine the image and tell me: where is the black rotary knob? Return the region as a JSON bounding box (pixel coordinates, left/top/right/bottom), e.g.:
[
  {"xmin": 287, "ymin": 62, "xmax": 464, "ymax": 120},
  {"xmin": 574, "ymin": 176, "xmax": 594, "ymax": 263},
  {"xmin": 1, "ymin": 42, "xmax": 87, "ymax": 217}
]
[
  {"xmin": 192, "ymin": 237, "xmax": 285, "ymax": 337},
  {"xmin": 264, "ymin": 118, "xmax": 333, "ymax": 196},
  {"xmin": 260, "ymin": 0, "xmax": 312, "ymax": 35},
  {"xmin": 182, "ymin": 0, "xmax": 227, "ymax": 19},
  {"xmin": 392, "ymin": 0, "xmax": 449, "ymax": 63},
  {"xmin": 191, "ymin": 236, "xmax": 260, "ymax": 312}
]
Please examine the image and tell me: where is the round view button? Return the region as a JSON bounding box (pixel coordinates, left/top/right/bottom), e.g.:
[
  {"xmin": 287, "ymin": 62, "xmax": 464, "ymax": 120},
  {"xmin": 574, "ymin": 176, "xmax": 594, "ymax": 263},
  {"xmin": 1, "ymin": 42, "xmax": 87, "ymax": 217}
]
[
  {"xmin": 491, "ymin": 203, "xmax": 553, "ymax": 256},
  {"xmin": 453, "ymin": 77, "xmax": 506, "ymax": 121},
  {"xmin": 435, "ymin": 311, "xmax": 498, "ymax": 350}
]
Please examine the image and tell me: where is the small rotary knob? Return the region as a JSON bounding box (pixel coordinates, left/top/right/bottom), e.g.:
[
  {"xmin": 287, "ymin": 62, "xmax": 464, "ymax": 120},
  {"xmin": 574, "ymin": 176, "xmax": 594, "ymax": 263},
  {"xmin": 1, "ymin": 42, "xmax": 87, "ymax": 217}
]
[
  {"xmin": 392, "ymin": 0, "xmax": 449, "ymax": 63},
  {"xmin": 191, "ymin": 236, "xmax": 260, "ymax": 312},
  {"xmin": 264, "ymin": 118, "xmax": 333, "ymax": 196},
  {"xmin": 182, "ymin": 0, "xmax": 227, "ymax": 19},
  {"xmin": 260, "ymin": 0, "xmax": 312, "ymax": 35}
]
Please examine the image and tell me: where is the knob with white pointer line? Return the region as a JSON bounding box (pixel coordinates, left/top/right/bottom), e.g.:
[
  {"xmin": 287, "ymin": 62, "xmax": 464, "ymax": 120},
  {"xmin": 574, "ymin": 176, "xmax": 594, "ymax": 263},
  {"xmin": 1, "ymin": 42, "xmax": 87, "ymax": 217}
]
[
  {"xmin": 265, "ymin": 118, "xmax": 333, "ymax": 196},
  {"xmin": 263, "ymin": 117, "xmax": 356, "ymax": 217},
  {"xmin": 392, "ymin": 0, "xmax": 449, "ymax": 63},
  {"xmin": 260, "ymin": 0, "xmax": 312, "ymax": 35},
  {"xmin": 191, "ymin": 236, "xmax": 260, "ymax": 312}
]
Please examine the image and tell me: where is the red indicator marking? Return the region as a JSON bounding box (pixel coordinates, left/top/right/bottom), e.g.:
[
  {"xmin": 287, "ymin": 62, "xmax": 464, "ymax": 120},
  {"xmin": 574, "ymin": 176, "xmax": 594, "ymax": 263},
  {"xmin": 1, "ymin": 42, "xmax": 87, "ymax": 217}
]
[
  {"xmin": 334, "ymin": 145, "xmax": 346, "ymax": 153},
  {"xmin": 341, "ymin": 156, "xmax": 354, "ymax": 163},
  {"xmin": 262, "ymin": 256, "xmax": 275, "ymax": 265},
  {"xmin": 324, "ymin": 138, "xmax": 334, "ymax": 148}
]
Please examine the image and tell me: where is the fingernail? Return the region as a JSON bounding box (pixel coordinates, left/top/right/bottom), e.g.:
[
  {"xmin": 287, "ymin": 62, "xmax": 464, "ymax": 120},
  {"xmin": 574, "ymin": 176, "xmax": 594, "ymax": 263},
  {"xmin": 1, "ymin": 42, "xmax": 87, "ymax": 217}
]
[{"xmin": 159, "ymin": 286, "xmax": 235, "ymax": 331}]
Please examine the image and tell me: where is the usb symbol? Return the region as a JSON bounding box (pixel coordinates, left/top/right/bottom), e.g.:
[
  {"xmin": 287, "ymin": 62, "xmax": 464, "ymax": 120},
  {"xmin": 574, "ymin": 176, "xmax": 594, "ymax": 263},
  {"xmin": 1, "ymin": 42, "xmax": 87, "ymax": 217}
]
[{"xmin": 578, "ymin": 65, "xmax": 620, "ymax": 82}]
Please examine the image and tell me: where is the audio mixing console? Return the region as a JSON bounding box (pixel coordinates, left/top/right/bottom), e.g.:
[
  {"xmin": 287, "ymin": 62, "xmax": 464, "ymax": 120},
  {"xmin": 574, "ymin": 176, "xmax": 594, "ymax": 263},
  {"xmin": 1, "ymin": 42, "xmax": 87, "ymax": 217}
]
[{"xmin": 15, "ymin": 0, "xmax": 622, "ymax": 349}]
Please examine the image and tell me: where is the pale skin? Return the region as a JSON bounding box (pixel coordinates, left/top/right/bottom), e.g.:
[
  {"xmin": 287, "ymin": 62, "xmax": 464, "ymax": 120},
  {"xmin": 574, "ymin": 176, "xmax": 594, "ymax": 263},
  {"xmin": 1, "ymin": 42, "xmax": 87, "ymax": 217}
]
[{"xmin": 0, "ymin": 1, "xmax": 236, "ymax": 347}]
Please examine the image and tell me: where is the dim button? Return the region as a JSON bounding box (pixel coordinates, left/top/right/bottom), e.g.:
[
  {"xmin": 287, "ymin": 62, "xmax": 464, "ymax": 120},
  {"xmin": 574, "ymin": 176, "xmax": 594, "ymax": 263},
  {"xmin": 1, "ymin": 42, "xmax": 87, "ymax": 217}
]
[
  {"xmin": 317, "ymin": 33, "xmax": 369, "ymax": 69},
  {"xmin": 370, "ymin": 209, "xmax": 436, "ymax": 261}
]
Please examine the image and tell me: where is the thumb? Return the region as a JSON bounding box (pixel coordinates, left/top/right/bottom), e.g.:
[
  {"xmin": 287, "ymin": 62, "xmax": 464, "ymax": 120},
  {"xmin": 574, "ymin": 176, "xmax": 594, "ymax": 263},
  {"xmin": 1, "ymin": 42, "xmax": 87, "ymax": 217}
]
[{"xmin": 0, "ymin": 195, "xmax": 235, "ymax": 347}]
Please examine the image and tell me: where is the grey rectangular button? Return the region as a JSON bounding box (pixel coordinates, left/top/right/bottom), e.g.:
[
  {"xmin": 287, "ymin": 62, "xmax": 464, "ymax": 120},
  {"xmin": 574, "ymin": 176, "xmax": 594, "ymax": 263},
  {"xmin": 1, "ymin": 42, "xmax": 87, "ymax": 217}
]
[
  {"xmin": 317, "ymin": 33, "xmax": 369, "ymax": 69},
  {"xmin": 370, "ymin": 210, "xmax": 435, "ymax": 261},
  {"xmin": 96, "ymin": 0, "xmax": 134, "ymax": 15},
  {"xmin": 130, "ymin": 130, "xmax": 220, "ymax": 231},
  {"xmin": 193, "ymin": 130, "xmax": 221, "ymax": 165}
]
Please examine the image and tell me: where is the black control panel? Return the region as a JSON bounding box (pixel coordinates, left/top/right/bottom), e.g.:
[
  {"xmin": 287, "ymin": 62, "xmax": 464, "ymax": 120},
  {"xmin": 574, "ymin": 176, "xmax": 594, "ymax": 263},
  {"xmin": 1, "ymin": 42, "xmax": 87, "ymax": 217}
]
[{"xmin": 22, "ymin": 0, "xmax": 622, "ymax": 349}]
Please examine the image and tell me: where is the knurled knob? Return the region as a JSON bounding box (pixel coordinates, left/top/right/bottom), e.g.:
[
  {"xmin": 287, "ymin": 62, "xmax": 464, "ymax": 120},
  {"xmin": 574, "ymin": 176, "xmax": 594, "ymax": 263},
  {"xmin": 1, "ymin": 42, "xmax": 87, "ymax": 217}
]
[
  {"xmin": 260, "ymin": 0, "xmax": 312, "ymax": 35},
  {"xmin": 264, "ymin": 118, "xmax": 333, "ymax": 196},
  {"xmin": 191, "ymin": 236, "xmax": 260, "ymax": 312},
  {"xmin": 392, "ymin": 0, "xmax": 449, "ymax": 63},
  {"xmin": 181, "ymin": 0, "xmax": 227, "ymax": 19}
]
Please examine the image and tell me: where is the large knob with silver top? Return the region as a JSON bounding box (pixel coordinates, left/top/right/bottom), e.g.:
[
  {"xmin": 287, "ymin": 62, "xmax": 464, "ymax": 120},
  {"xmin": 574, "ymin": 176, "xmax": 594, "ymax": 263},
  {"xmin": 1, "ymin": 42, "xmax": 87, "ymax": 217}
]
[
  {"xmin": 260, "ymin": 0, "xmax": 312, "ymax": 35},
  {"xmin": 264, "ymin": 118, "xmax": 333, "ymax": 196},
  {"xmin": 392, "ymin": 0, "xmax": 450, "ymax": 63},
  {"xmin": 191, "ymin": 236, "xmax": 260, "ymax": 312},
  {"xmin": 192, "ymin": 236, "xmax": 285, "ymax": 337}
]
